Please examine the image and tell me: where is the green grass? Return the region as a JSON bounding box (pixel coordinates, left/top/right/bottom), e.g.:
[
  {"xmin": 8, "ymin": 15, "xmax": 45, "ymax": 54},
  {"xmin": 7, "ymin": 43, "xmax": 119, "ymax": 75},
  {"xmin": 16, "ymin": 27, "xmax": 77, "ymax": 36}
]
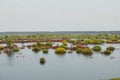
[{"xmin": 110, "ymin": 78, "xmax": 120, "ymax": 80}]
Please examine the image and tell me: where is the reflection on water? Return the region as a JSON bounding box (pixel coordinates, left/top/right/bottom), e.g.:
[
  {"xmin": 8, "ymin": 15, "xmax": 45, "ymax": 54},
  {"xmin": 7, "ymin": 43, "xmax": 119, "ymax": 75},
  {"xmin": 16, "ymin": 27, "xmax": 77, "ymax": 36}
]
[
  {"xmin": 6, "ymin": 53, "xmax": 15, "ymax": 66},
  {"xmin": 0, "ymin": 43, "xmax": 120, "ymax": 80},
  {"xmin": 40, "ymin": 61, "xmax": 46, "ymax": 65}
]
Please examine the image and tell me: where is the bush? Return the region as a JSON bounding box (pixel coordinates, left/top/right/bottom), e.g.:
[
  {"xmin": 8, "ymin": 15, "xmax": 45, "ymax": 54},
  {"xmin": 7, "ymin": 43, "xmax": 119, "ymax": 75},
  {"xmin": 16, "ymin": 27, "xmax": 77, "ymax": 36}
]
[
  {"xmin": 42, "ymin": 49, "xmax": 48, "ymax": 53},
  {"xmin": 40, "ymin": 57, "xmax": 46, "ymax": 64},
  {"xmin": 82, "ymin": 48, "xmax": 93, "ymax": 55},
  {"xmin": 85, "ymin": 39, "xmax": 104, "ymax": 44},
  {"xmin": 0, "ymin": 51, "xmax": 2, "ymax": 54},
  {"xmin": 106, "ymin": 46, "xmax": 115, "ymax": 51},
  {"xmin": 62, "ymin": 40, "xmax": 67, "ymax": 45},
  {"xmin": 94, "ymin": 39, "xmax": 105, "ymax": 44},
  {"xmin": 106, "ymin": 40, "xmax": 112, "ymax": 43},
  {"xmin": 55, "ymin": 47, "xmax": 66, "ymax": 54},
  {"xmin": 12, "ymin": 47, "xmax": 19, "ymax": 52},
  {"xmin": 68, "ymin": 40, "xmax": 75, "ymax": 43},
  {"xmin": 104, "ymin": 50, "xmax": 111, "ymax": 55},
  {"xmin": 76, "ymin": 48, "xmax": 83, "ymax": 53},
  {"xmin": 46, "ymin": 42, "xmax": 52, "ymax": 46},
  {"xmin": 60, "ymin": 44, "xmax": 67, "ymax": 49},
  {"xmin": 36, "ymin": 42, "xmax": 45, "ymax": 46},
  {"xmin": 80, "ymin": 41, "xmax": 88, "ymax": 45},
  {"xmin": 36, "ymin": 42, "xmax": 42, "ymax": 46},
  {"xmin": 32, "ymin": 44, "xmax": 38, "ymax": 47},
  {"xmin": 92, "ymin": 46, "xmax": 101, "ymax": 52},
  {"xmin": 0, "ymin": 46, "xmax": 4, "ymax": 50},
  {"xmin": 32, "ymin": 47, "xmax": 41, "ymax": 52}
]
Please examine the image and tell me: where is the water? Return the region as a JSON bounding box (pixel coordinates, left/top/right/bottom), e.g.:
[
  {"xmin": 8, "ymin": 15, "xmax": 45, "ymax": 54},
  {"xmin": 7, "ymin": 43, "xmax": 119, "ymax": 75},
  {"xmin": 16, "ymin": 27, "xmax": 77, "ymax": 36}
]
[{"xmin": 0, "ymin": 43, "xmax": 120, "ymax": 80}]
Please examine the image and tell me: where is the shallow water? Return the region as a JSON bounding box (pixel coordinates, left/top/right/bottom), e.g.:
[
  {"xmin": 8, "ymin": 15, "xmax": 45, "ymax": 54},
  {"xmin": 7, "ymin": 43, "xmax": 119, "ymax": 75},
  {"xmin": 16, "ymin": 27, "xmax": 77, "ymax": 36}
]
[{"xmin": 0, "ymin": 43, "xmax": 120, "ymax": 80}]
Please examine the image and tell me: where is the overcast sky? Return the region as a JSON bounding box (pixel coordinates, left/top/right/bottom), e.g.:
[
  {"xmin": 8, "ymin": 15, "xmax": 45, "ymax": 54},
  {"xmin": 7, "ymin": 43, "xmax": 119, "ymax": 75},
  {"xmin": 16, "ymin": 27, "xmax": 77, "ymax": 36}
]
[{"xmin": 0, "ymin": 0, "xmax": 120, "ymax": 32}]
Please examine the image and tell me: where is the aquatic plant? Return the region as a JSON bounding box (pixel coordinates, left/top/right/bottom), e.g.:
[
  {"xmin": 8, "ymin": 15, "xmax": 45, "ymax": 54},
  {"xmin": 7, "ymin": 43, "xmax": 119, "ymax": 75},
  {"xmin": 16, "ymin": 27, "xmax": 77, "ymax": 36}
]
[
  {"xmin": 76, "ymin": 48, "xmax": 83, "ymax": 53},
  {"xmin": 62, "ymin": 40, "xmax": 67, "ymax": 45},
  {"xmin": 40, "ymin": 57, "xmax": 46, "ymax": 64},
  {"xmin": 106, "ymin": 46, "xmax": 115, "ymax": 51},
  {"xmin": 103, "ymin": 50, "xmax": 111, "ymax": 55},
  {"xmin": 32, "ymin": 46, "xmax": 41, "ymax": 52},
  {"xmin": 0, "ymin": 50, "xmax": 2, "ymax": 54},
  {"xmin": 68, "ymin": 40, "xmax": 75, "ymax": 43},
  {"xmin": 5, "ymin": 36, "xmax": 14, "ymax": 53},
  {"xmin": 92, "ymin": 46, "xmax": 102, "ymax": 52},
  {"xmin": 82, "ymin": 48, "xmax": 93, "ymax": 55},
  {"xmin": 106, "ymin": 40, "xmax": 112, "ymax": 43},
  {"xmin": 42, "ymin": 49, "xmax": 48, "ymax": 53},
  {"xmin": 60, "ymin": 44, "xmax": 67, "ymax": 49},
  {"xmin": 55, "ymin": 47, "xmax": 66, "ymax": 54},
  {"xmin": 12, "ymin": 47, "xmax": 19, "ymax": 52},
  {"xmin": 85, "ymin": 39, "xmax": 105, "ymax": 44},
  {"xmin": 80, "ymin": 41, "xmax": 88, "ymax": 45},
  {"xmin": 46, "ymin": 42, "xmax": 53, "ymax": 46},
  {"xmin": 32, "ymin": 44, "xmax": 38, "ymax": 47},
  {"xmin": 0, "ymin": 46, "xmax": 4, "ymax": 50}
]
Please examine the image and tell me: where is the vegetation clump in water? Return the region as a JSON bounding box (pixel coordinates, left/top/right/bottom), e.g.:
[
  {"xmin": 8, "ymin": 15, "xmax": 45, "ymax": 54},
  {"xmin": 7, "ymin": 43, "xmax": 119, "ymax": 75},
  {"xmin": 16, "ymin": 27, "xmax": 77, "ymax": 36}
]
[
  {"xmin": 55, "ymin": 47, "xmax": 66, "ymax": 54},
  {"xmin": 32, "ymin": 46, "xmax": 41, "ymax": 52},
  {"xmin": 0, "ymin": 46, "xmax": 4, "ymax": 50},
  {"xmin": 46, "ymin": 42, "xmax": 53, "ymax": 47},
  {"xmin": 103, "ymin": 50, "xmax": 111, "ymax": 55},
  {"xmin": 107, "ymin": 46, "xmax": 115, "ymax": 51},
  {"xmin": 40, "ymin": 57, "xmax": 46, "ymax": 64},
  {"xmin": 12, "ymin": 47, "xmax": 19, "ymax": 52},
  {"xmin": 92, "ymin": 46, "xmax": 102, "ymax": 52},
  {"xmin": 42, "ymin": 49, "xmax": 48, "ymax": 53},
  {"xmin": 76, "ymin": 48, "xmax": 83, "ymax": 53},
  {"xmin": 82, "ymin": 48, "xmax": 93, "ymax": 56}
]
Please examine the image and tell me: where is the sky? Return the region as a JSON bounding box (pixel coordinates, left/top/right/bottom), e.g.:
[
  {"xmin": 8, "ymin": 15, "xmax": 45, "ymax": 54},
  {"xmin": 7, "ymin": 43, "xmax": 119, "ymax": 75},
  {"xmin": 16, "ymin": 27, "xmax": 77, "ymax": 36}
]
[{"xmin": 0, "ymin": 0, "xmax": 120, "ymax": 32}]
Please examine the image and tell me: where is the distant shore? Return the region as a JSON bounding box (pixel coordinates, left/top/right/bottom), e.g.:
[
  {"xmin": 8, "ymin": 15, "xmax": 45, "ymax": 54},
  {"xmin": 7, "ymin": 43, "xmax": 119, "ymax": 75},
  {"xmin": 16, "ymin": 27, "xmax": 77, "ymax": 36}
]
[{"xmin": 0, "ymin": 31, "xmax": 120, "ymax": 36}]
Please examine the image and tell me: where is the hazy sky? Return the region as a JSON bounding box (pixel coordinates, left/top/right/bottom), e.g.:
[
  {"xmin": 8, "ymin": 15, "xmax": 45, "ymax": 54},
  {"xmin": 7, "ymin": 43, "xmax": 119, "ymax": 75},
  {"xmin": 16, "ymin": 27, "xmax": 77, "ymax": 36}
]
[{"xmin": 0, "ymin": 0, "xmax": 120, "ymax": 31}]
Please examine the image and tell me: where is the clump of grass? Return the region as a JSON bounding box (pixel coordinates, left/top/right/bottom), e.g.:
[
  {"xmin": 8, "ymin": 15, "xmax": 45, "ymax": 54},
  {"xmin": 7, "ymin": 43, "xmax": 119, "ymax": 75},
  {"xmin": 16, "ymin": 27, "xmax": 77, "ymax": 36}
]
[
  {"xmin": 55, "ymin": 47, "xmax": 66, "ymax": 54},
  {"xmin": 42, "ymin": 49, "xmax": 48, "ymax": 54},
  {"xmin": 107, "ymin": 46, "xmax": 115, "ymax": 51},
  {"xmin": 32, "ymin": 47, "xmax": 41, "ymax": 52},
  {"xmin": 110, "ymin": 78, "xmax": 120, "ymax": 80},
  {"xmin": 0, "ymin": 46, "xmax": 4, "ymax": 50},
  {"xmin": 82, "ymin": 48, "xmax": 93, "ymax": 56},
  {"xmin": 40, "ymin": 57, "xmax": 46, "ymax": 64},
  {"xmin": 0, "ymin": 50, "xmax": 2, "ymax": 54},
  {"xmin": 103, "ymin": 50, "xmax": 111, "ymax": 55},
  {"xmin": 76, "ymin": 48, "xmax": 83, "ymax": 54},
  {"xmin": 92, "ymin": 45, "xmax": 101, "ymax": 52},
  {"xmin": 12, "ymin": 47, "xmax": 19, "ymax": 52}
]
